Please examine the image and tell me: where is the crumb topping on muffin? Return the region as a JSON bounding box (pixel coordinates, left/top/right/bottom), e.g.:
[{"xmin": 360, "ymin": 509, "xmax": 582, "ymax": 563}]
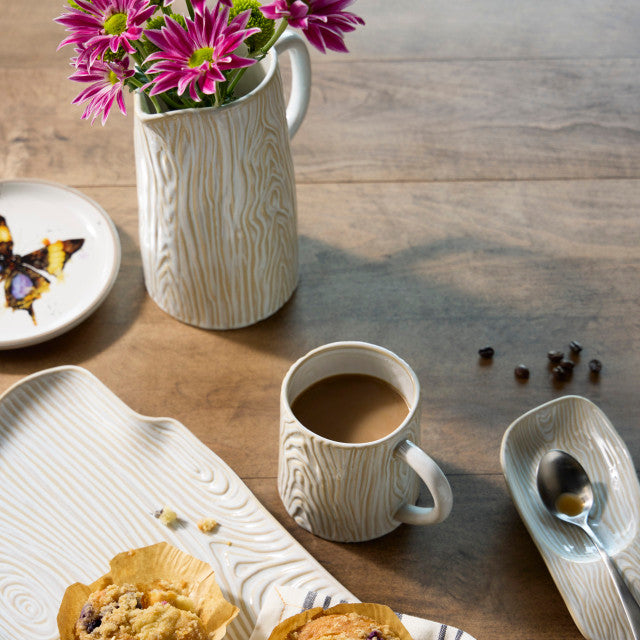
[
  {"xmin": 291, "ymin": 613, "xmax": 400, "ymax": 640},
  {"xmin": 74, "ymin": 580, "xmax": 208, "ymax": 640}
]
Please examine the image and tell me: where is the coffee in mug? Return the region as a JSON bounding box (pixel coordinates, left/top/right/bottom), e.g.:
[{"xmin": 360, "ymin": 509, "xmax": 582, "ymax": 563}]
[
  {"xmin": 291, "ymin": 373, "xmax": 409, "ymax": 444},
  {"xmin": 279, "ymin": 341, "xmax": 453, "ymax": 542}
]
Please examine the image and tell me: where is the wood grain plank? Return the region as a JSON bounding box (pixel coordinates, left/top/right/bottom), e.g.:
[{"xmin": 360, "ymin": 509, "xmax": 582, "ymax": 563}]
[
  {"xmin": 6, "ymin": 1, "xmax": 640, "ymax": 66},
  {"xmin": 347, "ymin": 0, "xmax": 640, "ymax": 61},
  {"xmin": 3, "ymin": 57, "xmax": 640, "ymax": 185},
  {"xmin": 294, "ymin": 57, "xmax": 640, "ymax": 182},
  {"xmin": 1, "ymin": 180, "xmax": 638, "ymax": 480}
]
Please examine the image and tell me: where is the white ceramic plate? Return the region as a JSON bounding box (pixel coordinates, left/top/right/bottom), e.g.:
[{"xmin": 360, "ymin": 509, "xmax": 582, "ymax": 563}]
[
  {"xmin": 0, "ymin": 366, "xmax": 352, "ymax": 640},
  {"xmin": 0, "ymin": 179, "xmax": 120, "ymax": 349},
  {"xmin": 500, "ymin": 395, "xmax": 640, "ymax": 640}
]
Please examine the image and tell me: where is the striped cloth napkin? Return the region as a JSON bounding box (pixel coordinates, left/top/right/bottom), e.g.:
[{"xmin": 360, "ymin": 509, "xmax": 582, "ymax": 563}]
[{"xmin": 248, "ymin": 586, "xmax": 477, "ymax": 640}]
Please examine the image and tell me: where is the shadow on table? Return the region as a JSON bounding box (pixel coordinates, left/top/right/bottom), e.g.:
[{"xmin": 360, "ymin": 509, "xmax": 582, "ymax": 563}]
[
  {"xmin": 285, "ymin": 467, "xmax": 577, "ymax": 638},
  {"xmin": 0, "ymin": 224, "xmax": 145, "ymax": 372},
  {"xmin": 203, "ymin": 232, "xmax": 535, "ymax": 358}
]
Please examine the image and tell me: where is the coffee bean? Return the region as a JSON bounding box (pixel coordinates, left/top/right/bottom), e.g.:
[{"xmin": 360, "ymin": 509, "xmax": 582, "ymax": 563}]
[
  {"xmin": 547, "ymin": 350, "xmax": 564, "ymax": 363},
  {"xmin": 514, "ymin": 364, "xmax": 530, "ymax": 380},
  {"xmin": 569, "ymin": 340, "xmax": 583, "ymax": 354},
  {"xmin": 552, "ymin": 365, "xmax": 570, "ymax": 381},
  {"xmin": 558, "ymin": 359, "xmax": 574, "ymax": 372},
  {"xmin": 478, "ymin": 346, "xmax": 495, "ymax": 359},
  {"xmin": 589, "ymin": 359, "xmax": 602, "ymax": 373}
]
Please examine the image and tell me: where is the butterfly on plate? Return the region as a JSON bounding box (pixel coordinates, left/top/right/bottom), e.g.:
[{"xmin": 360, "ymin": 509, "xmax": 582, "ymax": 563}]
[{"xmin": 0, "ymin": 215, "xmax": 84, "ymax": 324}]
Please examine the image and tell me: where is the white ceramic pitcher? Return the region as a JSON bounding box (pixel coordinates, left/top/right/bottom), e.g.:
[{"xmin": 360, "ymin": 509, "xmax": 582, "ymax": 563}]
[{"xmin": 133, "ymin": 30, "xmax": 310, "ymax": 329}]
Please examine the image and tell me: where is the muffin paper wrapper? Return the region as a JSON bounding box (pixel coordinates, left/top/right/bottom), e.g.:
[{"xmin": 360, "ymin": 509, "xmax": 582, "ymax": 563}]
[
  {"xmin": 266, "ymin": 602, "xmax": 413, "ymax": 640},
  {"xmin": 57, "ymin": 541, "xmax": 239, "ymax": 640}
]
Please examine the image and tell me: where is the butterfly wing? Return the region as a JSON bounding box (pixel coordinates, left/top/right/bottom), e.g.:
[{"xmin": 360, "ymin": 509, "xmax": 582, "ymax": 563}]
[
  {"xmin": 0, "ymin": 217, "xmax": 13, "ymax": 275},
  {"xmin": 0, "ymin": 224, "xmax": 84, "ymax": 323},
  {"xmin": 21, "ymin": 238, "xmax": 84, "ymax": 276},
  {"xmin": 4, "ymin": 265, "xmax": 50, "ymax": 324}
]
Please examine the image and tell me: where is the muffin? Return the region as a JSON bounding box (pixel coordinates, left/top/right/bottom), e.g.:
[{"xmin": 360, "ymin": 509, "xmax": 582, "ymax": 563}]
[
  {"xmin": 292, "ymin": 612, "xmax": 400, "ymax": 640},
  {"xmin": 58, "ymin": 543, "xmax": 238, "ymax": 640},
  {"xmin": 74, "ymin": 580, "xmax": 208, "ymax": 640},
  {"xmin": 268, "ymin": 603, "xmax": 411, "ymax": 640}
]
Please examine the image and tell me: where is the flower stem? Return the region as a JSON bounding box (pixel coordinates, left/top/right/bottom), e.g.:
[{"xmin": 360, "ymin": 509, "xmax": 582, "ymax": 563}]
[
  {"xmin": 146, "ymin": 93, "xmax": 165, "ymax": 113},
  {"xmin": 130, "ymin": 41, "xmax": 147, "ymax": 70},
  {"xmin": 225, "ymin": 18, "xmax": 289, "ymax": 99},
  {"xmin": 127, "ymin": 76, "xmax": 165, "ymax": 113},
  {"xmin": 224, "ymin": 68, "xmax": 245, "ymax": 99},
  {"xmin": 185, "ymin": 0, "xmax": 195, "ymax": 20},
  {"xmin": 259, "ymin": 18, "xmax": 289, "ymax": 56},
  {"xmin": 127, "ymin": 77, "xmax": 144, "ymax": 90},
  {"xmin": 157, "ymin": 91, "xmax": 183, "ymax": 110}
]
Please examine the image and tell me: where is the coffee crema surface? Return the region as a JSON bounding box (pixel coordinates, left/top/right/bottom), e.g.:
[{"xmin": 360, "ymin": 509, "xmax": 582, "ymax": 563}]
[{"xmin": 291, "ymin": 373, "xmax": 409, "ymax": 444}]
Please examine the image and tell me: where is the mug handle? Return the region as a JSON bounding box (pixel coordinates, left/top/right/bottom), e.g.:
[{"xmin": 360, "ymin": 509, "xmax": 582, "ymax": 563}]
[
  {"xmin": 393, "ymin": 439, "xmax": 453, "ymax": 525},
  {"xmin": 274, "ymin": 30, "xmax": 311, "ymax": 139}
]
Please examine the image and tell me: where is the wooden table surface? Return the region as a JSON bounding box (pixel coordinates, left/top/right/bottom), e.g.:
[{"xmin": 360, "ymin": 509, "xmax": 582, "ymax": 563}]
[{"xmin": 2, "ymin": 2, "xmax": 640, "ymax": 639}]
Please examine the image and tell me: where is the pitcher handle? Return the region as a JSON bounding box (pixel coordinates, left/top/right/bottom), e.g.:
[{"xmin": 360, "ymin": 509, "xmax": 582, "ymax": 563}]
[
  {"xmin": 393, "ymin": 439, "xmax": 453, "ymax": 525},
  {"xmin": 275, "ymin": 30, "xmax": 311, "ymax": 139}
]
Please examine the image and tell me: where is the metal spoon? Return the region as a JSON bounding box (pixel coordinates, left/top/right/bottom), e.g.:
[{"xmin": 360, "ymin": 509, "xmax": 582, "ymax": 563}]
[{"xmin": 537, "ymin": 449, "xmax": 640, "ymax": 639}]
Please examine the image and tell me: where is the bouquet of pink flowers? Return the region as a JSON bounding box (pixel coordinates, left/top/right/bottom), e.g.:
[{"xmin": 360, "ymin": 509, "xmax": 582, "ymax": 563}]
[{"xmin": 56, "ymin": 0, "xmax": 363, "ymax": 125}]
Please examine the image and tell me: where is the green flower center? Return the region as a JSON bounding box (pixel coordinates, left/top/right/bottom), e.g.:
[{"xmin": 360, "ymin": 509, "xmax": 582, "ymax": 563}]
[
  {"xmin": 108, "ymin": 70, "xmax": 119, "ymax": 85},
  {"xmin": 189, "ymin": 47, "xmax": 214, "ymax": 68},
  {"xmin": 104, "ymin": 12, "xmax": 127, "ymax": 35}
]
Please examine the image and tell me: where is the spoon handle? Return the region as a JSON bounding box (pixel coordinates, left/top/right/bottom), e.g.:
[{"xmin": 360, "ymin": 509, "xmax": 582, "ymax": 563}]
[{"xmin": 583, "ymin": 522, "xmax": 640, "ymax": 639}]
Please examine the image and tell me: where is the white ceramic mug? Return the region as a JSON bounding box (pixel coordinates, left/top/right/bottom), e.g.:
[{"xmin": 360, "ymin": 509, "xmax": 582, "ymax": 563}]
[{"xmin": 278, "ymin": 341, "xmax": 453, "ymax": 542}]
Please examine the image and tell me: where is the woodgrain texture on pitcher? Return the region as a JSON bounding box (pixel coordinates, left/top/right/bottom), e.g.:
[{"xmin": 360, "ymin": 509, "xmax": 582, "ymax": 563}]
[{"xmin": 133, "ymin": 58, "xmax": 298, "ymax": 329}]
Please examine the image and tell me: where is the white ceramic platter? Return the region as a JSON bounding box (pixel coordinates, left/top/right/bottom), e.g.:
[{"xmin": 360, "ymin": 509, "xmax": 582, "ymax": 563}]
[
  {"xmin": 0, "ymin": 366, "xmax": 353, "ymax": 640},
  {"xmin": 500, "ymin": 395, "xmax": 640, "ymax": 640},
  {"xmin": 0, "ymin": 179, "xmax": 120, "ymax": 349}
]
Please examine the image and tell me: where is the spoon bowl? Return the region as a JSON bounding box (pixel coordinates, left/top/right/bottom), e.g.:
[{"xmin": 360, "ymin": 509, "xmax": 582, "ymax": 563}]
[{"xmin": 537, "ymin": 448, "xmax": 593, "ymax": 523}]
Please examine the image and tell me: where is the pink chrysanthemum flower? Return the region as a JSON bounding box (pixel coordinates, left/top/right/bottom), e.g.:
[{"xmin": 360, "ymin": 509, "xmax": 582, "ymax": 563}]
[
  {"xmin": 191, "ymin": 0, "xmax": 233, "ymax": 15},
  {"xmin": 69, "ymin": 53, "xmax": 135, "ymax": 125},
  {"xmin": 304, "ymin": 0, "xmax": 364, "ymax": 52},
  {"xmin": 261, "ymin": 0, "xmax": 363, "ymax": 53},
  {"xmin": 191, "ymin": 0, "xmax": 207, "ymax": 14},
  {"xmin": 144, "ymin": 5, "xmax": 260, "ymax": 101},
  {"xmin": 56, "ymin": 0, "xmax": 156, "ymax": 66},
  {"xmin": 260, "ymin": 0, "xmax": 308, "ymax": 28}
]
